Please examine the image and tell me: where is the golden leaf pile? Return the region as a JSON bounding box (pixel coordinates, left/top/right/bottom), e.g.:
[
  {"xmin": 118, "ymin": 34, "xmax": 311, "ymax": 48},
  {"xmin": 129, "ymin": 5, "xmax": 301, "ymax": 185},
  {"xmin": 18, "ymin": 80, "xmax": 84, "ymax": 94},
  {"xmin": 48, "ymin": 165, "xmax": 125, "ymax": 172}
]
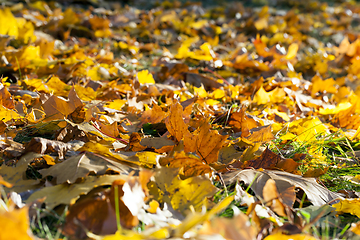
[{"xmin": 1, "ymin": 0, "xmax": 360, "ymax": 239}]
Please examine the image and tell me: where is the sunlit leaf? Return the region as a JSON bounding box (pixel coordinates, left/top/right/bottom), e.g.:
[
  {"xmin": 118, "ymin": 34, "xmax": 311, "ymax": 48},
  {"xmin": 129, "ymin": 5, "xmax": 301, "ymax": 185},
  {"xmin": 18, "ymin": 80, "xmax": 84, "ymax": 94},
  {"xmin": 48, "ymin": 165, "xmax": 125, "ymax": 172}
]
[
  {"xmin": 137, "ymin": 70, "xmax": 155, "ymax": 84},
  {"xmin": 0, "ymin": 206, "xmax": 34, "ymax": 240}
]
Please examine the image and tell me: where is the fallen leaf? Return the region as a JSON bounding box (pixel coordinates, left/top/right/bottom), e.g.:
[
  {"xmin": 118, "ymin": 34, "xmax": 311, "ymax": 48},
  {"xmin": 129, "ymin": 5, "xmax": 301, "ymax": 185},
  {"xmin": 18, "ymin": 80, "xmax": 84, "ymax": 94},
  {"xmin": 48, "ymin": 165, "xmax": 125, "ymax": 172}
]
[
  {"xmin": 165, "ymin": 102, "xmax": 189, "ymax": 142},
  {"xmin": 0, "ymin": 206, "xmax": 34, "ymax": 240},
  {"xmin": 223, "ymin": 169, "xmax": 341, "ymax": 206},
  {"xmin": 24, "ymin": 137, "xmax": 72, "ymax": 159},
  {"xmin": 26, "ymin": 175, "xmax": 127, "ymax": 209},
  {"xmin": 39, "ymin": 152, "xmax": 132, "ymax": 184},
  {"xmin": 333, "ymin": 199, "xmax": 360, "ymax": 218},
  {"xmin": 159, "ymin": 151, "xmax": 212, "ymax": 178},
  {"xmin": 264, "ymin": 233, "xmax": 317, "ymax": 240},
  {"xmin": 184, "ymin": 122, "xmax": 227, "ymax": 165},
  {"xmin": 228, "ymin": 107, "xmax": 260, "ymax": 136},
  {"xmin": 198, "ymin": 211, "xmax": 257, "ymax": 240},
  {"xmin": 263, "ymin": 179, "xmax": 288, "ymax": 216},
  {"xmin": 137, "ymin": 70, "xmax": 155, "ymax": 84},
  {"xmin": 42, "ymin": 87, "xmax": 83, "ymax": 121},
  {"xmin": 149, "ymin": 168, "xmax": 218, "ymax": 214}
]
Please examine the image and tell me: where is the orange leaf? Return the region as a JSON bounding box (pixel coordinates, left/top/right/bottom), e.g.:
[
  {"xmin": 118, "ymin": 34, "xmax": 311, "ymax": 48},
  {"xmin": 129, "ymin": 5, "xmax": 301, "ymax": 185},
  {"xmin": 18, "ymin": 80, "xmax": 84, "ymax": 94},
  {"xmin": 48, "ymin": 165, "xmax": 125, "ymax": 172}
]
[
  {"xmin": 0, "ymin": 206, "xmax": 34, "ymax": 240},
  {"xmin": 0, "ymin": 84, "xmax": 14, "ymax": 109},
  {"xmin": 228, "ymin": 107, "xmax": 260, "ymax": 137},
  {"xmin": 141, "ymin": 103, "xmax": 169, "ymax": 125},
  {"xmin": 184, "ymin": 123, "xmax": 227, "ymax": 164},
  {"xmin": 159, "ymin": 151, "xmax": 212, "ymax": 178},
  {"xmin": 165, "ymin": 102, "xmax": 190, "ymax": 142}
]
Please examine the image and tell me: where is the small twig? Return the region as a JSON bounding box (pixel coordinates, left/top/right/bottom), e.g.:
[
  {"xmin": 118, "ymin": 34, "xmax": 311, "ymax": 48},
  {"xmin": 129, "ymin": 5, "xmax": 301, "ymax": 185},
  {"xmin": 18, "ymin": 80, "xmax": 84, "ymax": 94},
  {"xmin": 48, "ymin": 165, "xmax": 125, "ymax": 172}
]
[{"xmin": 215, "ymin": 172, "xmax": 228, "ymax": 197}]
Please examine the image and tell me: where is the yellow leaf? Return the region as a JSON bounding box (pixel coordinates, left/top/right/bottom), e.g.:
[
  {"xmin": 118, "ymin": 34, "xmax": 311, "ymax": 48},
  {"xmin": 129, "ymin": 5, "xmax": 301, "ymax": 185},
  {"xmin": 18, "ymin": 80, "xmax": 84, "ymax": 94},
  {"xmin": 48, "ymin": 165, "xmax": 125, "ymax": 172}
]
[
  {"xmin": 104, "ymin": 99, "xmax": 127, "ymax": 111},
  {"xmin": 0, "ymin": 8, "xmax": 18, "ymax": 38},
  {"xmin": 319, "ymin": 102, "xmax": 352, "ymax": 115},
  {"xmin": 288, "ymin": 117, "xmax": 329, "ymax": 142},
  {"xmin": 46, "ymin": 76, "xmax": 69, "ymax": 97},
  {"xmin": 285, "ymin": 43, "xmax": 299, "ymax": 60},
  {"xmin": 253, "ymin": 85, "xmax": 271, "ymax": 105},
  {"xmin": 17, "ymin": 19, "xmax": 35, "ymax": 44},
  {"xmin": 147, "ymin": 200, "xmax": 159, "ymax": 214},
  {"xmin": 351, "ymin": 221, "xmax": 360, "ymax": 235},
  {"xmin": 102, "ymin": 230, "xmax": 144, "ymax": 240},
  {"xmin": 135, "ymin": 151, "xmax": 160, "ymax": 168},
  {"xmin": 78, "ymin": 141, "xmax": 140, "ymax": 166},
  {"xmin": 137, "ymin": 70, "xmax": 155, "ymax": 84},
  {"xmin": 173, "ymin": 195, "xmax": 234, "ymax": 237},
  {"xmin": 254, "ymin": 18, "xmax": 268, "ymax": 30},
  {"xmin": 0, "ymin": 105, "xmax": 21, "ymax": 122},
  {"xmin": 194, "ymin": 86, "xmax": 208, "ymax": 98},
  {"xmin": 269, "ymin": 87, "xmax": 286, "ymax": 103},
  {"xmin": 333, "ymin": 199, "xmax": 360, "ymax": 218},
  {"xmin": 24, "ymin": 79, "xmax": 49, "ymax": 93},
  {"xmin": 74, "ymin": 85, "xmax": 97, "ymax": 101},
  {"xmin": 264, "ymin": 233, "xmax": 317, "ymax": 240},
  {"xmin": 190, "ymin": 19, "xmax": 208, "ymax": 29},
  {"xmin": 169, "ymin": 175, "xmax": 217, "ymax": 213},
  {"xmin": 205, "ymin": 99, "xmax": 220, "ymax": 106},
  {"xmin": 0, "ymin": 206, "xmax": 34, "ymax": 240},
  {"xmin": 150, "ymin": 168, "xmax": 218, "ymax": 214},
  {"xmin": 210, "ymin": 88, "xmax": 225, "ymax": 99}
]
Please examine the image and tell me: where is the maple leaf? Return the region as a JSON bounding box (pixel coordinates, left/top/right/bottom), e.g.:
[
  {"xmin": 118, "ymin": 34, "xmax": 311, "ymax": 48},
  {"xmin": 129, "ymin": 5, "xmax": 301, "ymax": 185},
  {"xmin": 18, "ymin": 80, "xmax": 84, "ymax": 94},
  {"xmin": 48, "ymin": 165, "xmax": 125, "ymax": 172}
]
[
  {"xmin": 2, "ymin": 1, "xmax": 360, "ymax": 239},
  {"xmin": 42, "ymin": 87, "xmax": 83, "ymax": 121},
  {"xmin": 159, "ymin": 151, "xmax": 212, "ymax": 178},
  {"xmin": 184, "ymin": 122, "xmax": 227, "ymax": 164}
]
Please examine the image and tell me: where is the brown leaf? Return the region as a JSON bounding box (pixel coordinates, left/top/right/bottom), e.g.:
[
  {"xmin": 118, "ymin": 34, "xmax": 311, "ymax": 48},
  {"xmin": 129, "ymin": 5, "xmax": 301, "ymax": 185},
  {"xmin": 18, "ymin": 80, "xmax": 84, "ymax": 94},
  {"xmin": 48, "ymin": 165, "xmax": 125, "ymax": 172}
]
[
  {"xmin": 140, "ymin": 137, "xmax": 175, "ymax": 153},
  {"xmin": 245, "ymin": 147, "xmax": 278, "ymax": 169},
  {"xmin": 55, "ymin": 124, "xmax": 89, "ymax": 143},
  {"xmin": 24, "ymin": 137, "xmax": 72, "ymax": 159},
  {"xmin": 228, "ymin": 107, "xmax": 260, "ymax": 137},
  {"xmin": 185, "ymin": 72, "xmax": 223, "ymax": 90},
  {"xmin": 42, "ymin": 87, "xmax": 83, "ymax": 121},
  {"xmin": 126, "ymin": 132, "xmax": 146, "ymax": 152},
  {"xmin": 263, "ymin": 179, "xmax": 287, "ymax": 217},
  {"xmin": 63, "ymin": 195, "xmax": 118, "ymax": 239},
  {"xmin": 39, "ymin": 152, "xmax": 132, "ymax": 184},
  {"xmin": 63, "ymin": 173, "xmax": 149, "ymax": 238}
]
